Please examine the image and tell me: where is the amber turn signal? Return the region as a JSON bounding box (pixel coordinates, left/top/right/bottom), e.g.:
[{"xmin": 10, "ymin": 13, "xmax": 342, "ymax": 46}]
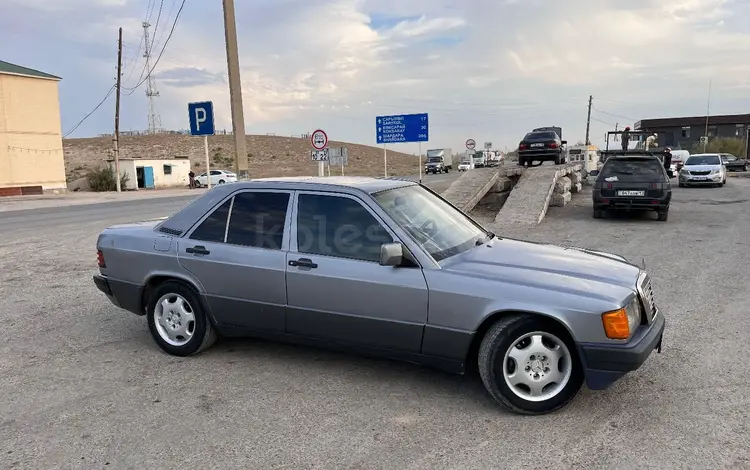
[{"xmin": 602, "ymin": 308, "xmax": 630, "ymax": 339}]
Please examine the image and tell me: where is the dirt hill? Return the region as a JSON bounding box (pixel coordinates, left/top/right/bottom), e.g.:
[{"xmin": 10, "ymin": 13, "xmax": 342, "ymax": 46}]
[{"xmin": 63, "ymin": 134, "xmax": 421, "ymax": 183}]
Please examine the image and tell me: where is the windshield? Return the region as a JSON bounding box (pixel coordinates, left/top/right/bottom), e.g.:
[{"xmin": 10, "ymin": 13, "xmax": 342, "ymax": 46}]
[
  {"xmin": 685, "ymin": 155, "xmax": 720, "ymax": 165},
  {"xmin": 721, "ymin": 155, "xmax": 737, "ymax": 162},
  {"xmin": 524, "ymin": 132, "xmax": 556, "ymax": 140},
  {"xmin": 373, "ymin": 185, "xmax": 488, "ymax": 262},
  {"xmin": 600, "ymin": 158, "xmax": 664, "ymax": 180},
  {"xmin": 427, "ymin": 157, "xmax": 442, "ymax": 163}
]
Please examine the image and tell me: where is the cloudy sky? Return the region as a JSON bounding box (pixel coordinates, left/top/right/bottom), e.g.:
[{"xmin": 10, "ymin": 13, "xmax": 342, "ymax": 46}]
[{"xmin": 2, "ymin": 0, "xmax": 750, "ymax": 152}]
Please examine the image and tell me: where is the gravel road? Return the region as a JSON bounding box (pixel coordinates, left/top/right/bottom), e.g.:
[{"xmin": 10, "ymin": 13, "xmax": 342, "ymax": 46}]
[{"xmin": 1, "ymin": 176, "xmax": 748, "ymax": 469}]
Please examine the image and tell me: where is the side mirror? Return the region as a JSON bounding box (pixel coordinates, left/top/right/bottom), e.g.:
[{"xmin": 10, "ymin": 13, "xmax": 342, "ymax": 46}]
[
  {"xmin": 379, "ymin": 243, "xmax": 404, "ymax": 267},
  {"xmin": 561, "ymin": 140, "xmax": 568, "ymax": 145},
  {"xmin": 588, "ymin": 170, "xmax": 599, "ymax": 176}
]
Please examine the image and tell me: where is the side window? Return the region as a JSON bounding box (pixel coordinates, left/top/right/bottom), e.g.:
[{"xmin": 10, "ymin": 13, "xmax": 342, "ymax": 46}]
[
  {"xmin": 226, "ymin": 192, "xmax": 290, "ymax": 249},
  {"xmin": 210, "ymin": 170, "xmax": 222, "ymax": 175},
  {"xmin": 190, "ymin": 199, "xmax": 232, "ymax": 243},
  {"xmin": 296, "ymin": 194, "xmax": 393, "ymax": 262}
]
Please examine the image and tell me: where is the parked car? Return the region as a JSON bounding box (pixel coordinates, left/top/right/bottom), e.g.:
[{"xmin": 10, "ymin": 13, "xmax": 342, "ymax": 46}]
[
  {"xmin": 195, "ymin": 170, "xmax": 237, "ymax": 187},
  {"xmin": 720, "ymin": 153, "xmax": 748, "ymax": 172},
  {"xmin": 517, "ymin": 130, "xmax": 567, "ymax": 166},
  {"xmin": 93, "ymin": 176, "xmax": 665, "ymax": 415},
  {"xmin": 589, "ymin": 152, "xmax": 672, "ymax": 221},
  {"xmin": 678, "ymin": 154, "xmax": 726, "ymax": 187}
]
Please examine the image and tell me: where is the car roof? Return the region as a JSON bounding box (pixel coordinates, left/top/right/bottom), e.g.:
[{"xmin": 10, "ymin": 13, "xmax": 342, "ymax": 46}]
[{"xmin": 157, "ymin": 176, "xmax": 417, "ymax": 236}]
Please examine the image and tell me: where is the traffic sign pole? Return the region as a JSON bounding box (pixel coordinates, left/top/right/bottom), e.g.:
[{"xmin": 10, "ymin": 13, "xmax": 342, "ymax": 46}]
[
  {"xmin": 383, "ymin": 144, "xmax": 387, "ymax": 177},
  {"xmin": 418, "ymin": 142, "xmax": 422, "ymax": 184},
  {"xmin": 204, "ymin": 135, "xmax": 211, "ymax": 189}
]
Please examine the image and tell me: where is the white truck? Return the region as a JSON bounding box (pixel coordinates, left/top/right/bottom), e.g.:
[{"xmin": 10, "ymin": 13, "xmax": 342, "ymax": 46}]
[{"xmin": 424, "ymin": 148, "xmax": 453, "ymax": 174}]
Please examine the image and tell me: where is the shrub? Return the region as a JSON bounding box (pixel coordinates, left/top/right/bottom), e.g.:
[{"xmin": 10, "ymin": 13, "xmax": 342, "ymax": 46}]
[
  {"xmin": 86, "ymin": 166, "xmax": 130, "ymax": 192},
  {"xmin": 691, "ymin": 137, "xmax": 747, "ymax": 157}
]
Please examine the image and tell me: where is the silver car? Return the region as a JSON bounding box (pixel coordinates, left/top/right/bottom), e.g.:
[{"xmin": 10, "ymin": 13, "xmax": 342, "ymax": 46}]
[
  {"xmin": 678, "ymin": 154, "xmax": 726, "ymax": 187},
  {"xmin": 93, "ymin": 176, "xmax": 665, "ymax": 415}
]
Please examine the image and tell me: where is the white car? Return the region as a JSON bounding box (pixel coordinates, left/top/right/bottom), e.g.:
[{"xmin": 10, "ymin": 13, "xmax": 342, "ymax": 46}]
[
  {"xmin": 195, "ymin": 170, "xmax": 237, "ymax": 187},
  {"xmin": 458, "ymin": 161, "xmax": 474, "ymax": 171},
  {"xmin": 678, "ymin": 154, "xmax": 726, "ymax": 188}
]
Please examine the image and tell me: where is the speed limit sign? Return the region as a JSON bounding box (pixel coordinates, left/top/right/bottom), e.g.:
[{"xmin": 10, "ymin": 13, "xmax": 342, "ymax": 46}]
[{"xmin": 311, "ymin": 129, "xmax": 328, "ymax": 150}]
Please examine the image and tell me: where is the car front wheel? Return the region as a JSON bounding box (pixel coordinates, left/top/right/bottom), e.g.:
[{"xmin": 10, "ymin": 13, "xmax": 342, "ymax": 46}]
[
  {"xmin": 477, "ymin": 314, "xmax": 583, "ymax": 415},
  {"xmin": 147, "ymin": 281, "xmax": 218, "ymax": 356}
]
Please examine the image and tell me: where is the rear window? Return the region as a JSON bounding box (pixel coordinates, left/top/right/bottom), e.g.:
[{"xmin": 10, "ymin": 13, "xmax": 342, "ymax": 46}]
[
  {"xmin": 600, "ymin": 158, "xmax": 664, "ymax": 180},
  {"xmin": 524, "ymin": 132, "xmax": 556, "ymax": 140},
  {"xmin": 685, "ymin": 155, "xmax": 720, "ymax": 165}
]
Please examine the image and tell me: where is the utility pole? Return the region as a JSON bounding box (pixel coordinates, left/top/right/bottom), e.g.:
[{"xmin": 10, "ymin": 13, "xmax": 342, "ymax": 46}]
[
  {"xmin": 222, "ymin": 0, "xmax": 249, "ymax": 180},
  {"xmin": 114, "ymin": 27, "xmax": 123, "ymax": 193},
  {"xmin": 584, "ymin": 95, "xmax": 593, "ymax": 145}
]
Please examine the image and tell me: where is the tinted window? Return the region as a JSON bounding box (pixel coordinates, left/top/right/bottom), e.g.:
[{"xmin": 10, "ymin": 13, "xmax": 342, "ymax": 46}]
[
  {"xmin": 210, "ymin": 170, "xmax": 222, "ymax": 175},
  {"xmin": 190, "ymin": 199, "xmax": 232, "ymax": 243},
  {"xmin": 600, "ymin": 158, "xmax": 664, "ymax": 180},
  {"xmin": 296, "ymin": 194, "xmax": 393, "ymax": 262},
  {"xmin": 524, "ymin": 132, "xmax": 556, "ymax": 140},
  {"xmin": 685, "ymin": 155, "xmax": 721, "ymax": 165},
  {"xmin": 226, "ymin": 192, "xmax": 290, "ymax": 249}
]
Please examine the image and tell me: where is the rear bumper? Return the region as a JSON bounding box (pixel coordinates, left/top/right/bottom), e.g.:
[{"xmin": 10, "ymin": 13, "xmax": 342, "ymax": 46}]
[
  {"xmin": 593, "ymin": 193, "xmax": 671, "ymax": 211},
  {"xmin": 93, "ymin": 273, "xmax": 144, "ymax": 315},
  {"xmin": 518, "ymin": 149, "xmax": 559, "ymax": 160},
  {"xmin": 579, "ymin": 312, "xmax": 665, "ymax": 390}
]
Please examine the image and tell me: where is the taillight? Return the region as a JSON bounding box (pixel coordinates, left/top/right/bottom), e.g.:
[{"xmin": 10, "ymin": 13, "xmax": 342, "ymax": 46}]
[
  {"xmin": 549, "ymin": 142, "xmax": 558, "ymax": 149},
  {"xmin": 650, "ymin": 183, "xmax": 658, "ymax": 189},
  {"xmin": 519, "ymin": 143, "xmax": 528, "ymax": 150},
  {"xmin": 97, "ymin": 250, "xmax": 106, "ymax": 268}
]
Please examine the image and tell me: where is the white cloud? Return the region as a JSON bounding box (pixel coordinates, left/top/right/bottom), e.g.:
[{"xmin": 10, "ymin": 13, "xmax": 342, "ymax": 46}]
[{"xmin": 4, "ymin": 0, "xmax": 750, "ymax": 149}]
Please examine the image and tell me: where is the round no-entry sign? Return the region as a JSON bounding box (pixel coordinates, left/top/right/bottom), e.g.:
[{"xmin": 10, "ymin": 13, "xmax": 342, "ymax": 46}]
[
  {"xmin": 311, "ymin": 129, "xmax": 328, "ymax": 150},
  {"xmin": 466, "ymin": 139, "xmax": 476, "ymax": 149}
]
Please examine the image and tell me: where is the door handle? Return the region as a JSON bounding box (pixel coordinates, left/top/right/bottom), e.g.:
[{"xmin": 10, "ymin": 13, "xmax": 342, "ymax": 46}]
[
  {"xmin": 186, "ymin": 245, "xmax": 210, "ymax": 255},
  {"xmin": 289, "ymin": 258, "xmax": 318, "ymax": 269}
]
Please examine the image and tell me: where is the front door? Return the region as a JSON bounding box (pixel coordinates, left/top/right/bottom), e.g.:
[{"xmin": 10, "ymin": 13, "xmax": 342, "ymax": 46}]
[
  {"xmin": 285, "ymin": 191, "xmax": 429, "ymax": 353},
  {"xmin": 177, "ymin": 190, "xmax": 293, "ymax": 332},
  {"xmin": 143, "ymin": 166, "xmax": 155, "ymax": 188}
]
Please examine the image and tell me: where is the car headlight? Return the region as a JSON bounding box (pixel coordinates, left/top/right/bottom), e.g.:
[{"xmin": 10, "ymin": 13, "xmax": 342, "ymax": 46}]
[
  {"xmin": 710, "ymin": 169, "xmax": 720, "ymax": 175},
  {"xmin": 680, "ymin": 168, "xmax": 690, "ymax": 174},
  {"xmin": 601, "ymin": 297, "xmax": 642, "ymax": 340}
]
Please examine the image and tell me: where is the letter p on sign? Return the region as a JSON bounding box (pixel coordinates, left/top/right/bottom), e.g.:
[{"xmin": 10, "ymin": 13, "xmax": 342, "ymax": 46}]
[{"xmin": 188, "ymin": 101, "xmax": 215, "ymax": 136}]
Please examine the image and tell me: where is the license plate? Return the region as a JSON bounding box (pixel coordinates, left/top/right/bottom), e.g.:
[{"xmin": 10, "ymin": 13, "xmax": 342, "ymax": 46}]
[
  {"xmin": 531, "ymin": 143, "xmax": 544, "ymax": 147},
  {"xmin": 617, "ymin": 190, "xmax": 645, "ymax": 196},
  {"xmin": 691, "ymin": 176, "xmax": 706, "ymax": 180}
]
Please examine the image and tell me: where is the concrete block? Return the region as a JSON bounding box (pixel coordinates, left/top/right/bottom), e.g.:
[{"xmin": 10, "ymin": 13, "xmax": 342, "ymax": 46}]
[
  {"xmin": 570, "ymin": 182, "xmax": 582, "ymax": 193},
  {"xmin": 550, "ymin": 191, "xmax": 572, "ymax": 207},
  {"xmin": 480, "ymin": 190, "xmax": 511, "ymax": 206},
  {"xmin": 569, "ymin": 171, "xmax": 583, "ymax": 184},
  {"xmin": 492, "ymin": 177, "xmax": 512, "ymax": 192},
  {"xmin": 554, "ymin": 176, "xmax": 572, "ymax": 193}
]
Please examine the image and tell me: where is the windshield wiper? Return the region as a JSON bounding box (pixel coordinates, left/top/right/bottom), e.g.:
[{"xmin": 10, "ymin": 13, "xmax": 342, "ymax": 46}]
[{"xmin": 476, "ymin": 231, "xmax": 496, "ymax": 246}]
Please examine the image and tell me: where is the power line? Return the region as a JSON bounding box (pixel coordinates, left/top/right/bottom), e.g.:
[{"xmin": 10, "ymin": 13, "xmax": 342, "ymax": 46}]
[
  {"xmin": 123, "ymin": 0, "xmax": 186, "ymax": 95},
  {"xmin": 590, "ymin": 116, "xmax": 616, "ymax": 127},
  {"xmin": 149, "ymin": 0, "xmax": 165, "ymax": 58},
  {"xmin": 63, "ymin": 85, "xmax": 116, "ymax": 138},
  {"xmin": 593, "ymin": 107, "xmax": 635, "ymax": 122}
]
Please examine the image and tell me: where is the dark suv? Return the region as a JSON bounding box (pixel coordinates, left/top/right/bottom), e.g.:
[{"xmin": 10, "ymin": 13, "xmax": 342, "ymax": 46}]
[
  {"xmin": 517, "ymin": 131, "xmax": 567, "ymax": 166},
  {"xmin": 589, "ymin": 153, "xmax": 672, "ymax": 221}
]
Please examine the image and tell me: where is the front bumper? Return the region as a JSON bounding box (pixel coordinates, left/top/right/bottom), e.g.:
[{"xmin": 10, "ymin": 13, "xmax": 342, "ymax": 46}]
[
  {"xmin": 579, "ymin": 312, "xmax": 665, "ymax": 390},
  {"xmin": 679, "ymin": 173, "xmax": 722, "ymax": 184},
  {"xmin": 425, "ymin": 166, "xmax": 444, "ymax": 172}
]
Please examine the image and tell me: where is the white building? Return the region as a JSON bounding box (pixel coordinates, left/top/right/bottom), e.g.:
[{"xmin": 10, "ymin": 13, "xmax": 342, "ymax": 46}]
[{"xmin": 107, "ymin": 157, "xmax": 191, "ymax": 190}]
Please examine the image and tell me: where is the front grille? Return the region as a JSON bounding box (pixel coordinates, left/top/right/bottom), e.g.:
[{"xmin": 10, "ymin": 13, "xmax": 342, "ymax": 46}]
[
  {"xmin": 689, "ymin": 170, "xmax": 711, "ymax": 176},
  {"xmin": 637, "ymin": 273, "xmax": 657, "ymax": 322}
]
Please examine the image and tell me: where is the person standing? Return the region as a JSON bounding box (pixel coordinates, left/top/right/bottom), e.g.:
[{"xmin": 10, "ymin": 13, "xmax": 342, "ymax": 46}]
[
  {"xmin": 188, "ymin": 170, "xmax": 196, "ymax": 189},
  {"xmin": 646, "ymin": 133, "xmax": 658, "ymax": 150},
  {"xmin": 621, "ymin": 126, "xmax": 631, "ymax": 151},
  {"xmin": 662, "ymin": 147, "xmax": 673, "ymax": 174}
]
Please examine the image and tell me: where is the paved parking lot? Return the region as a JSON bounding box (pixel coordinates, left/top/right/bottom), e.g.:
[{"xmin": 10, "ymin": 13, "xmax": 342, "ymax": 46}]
[{"xmin": 2, "ymin": 176, "xmax": 749, "ymax": 469}]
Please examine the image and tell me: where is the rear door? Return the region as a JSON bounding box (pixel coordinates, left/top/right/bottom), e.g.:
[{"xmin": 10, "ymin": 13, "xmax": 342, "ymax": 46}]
[
  {"xmin": 177, "ymin": 190, "xmax": 292, "ymax": 332},
  {"xmin": 599, "ymin": 158, "xmax": 667, "ymax": 200}
]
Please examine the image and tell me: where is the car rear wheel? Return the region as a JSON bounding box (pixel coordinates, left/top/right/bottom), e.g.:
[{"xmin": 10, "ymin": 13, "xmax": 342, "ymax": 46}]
[
  {"xmin": 147, "ymin": 281, "xmax": 217, "ymax": 356},
  {"xmin": 477, "ymin": 314, "xmax": 583, "ymax": 415},
  {"xmin": 517, "ymin": 157, "xmax": 525, "ymax": 166},
  {"xmin": 593, "ymin": 208, "xmax": 604, "ymax": 219},
  {"xmin": 218, "ymin": 179, "xmax": 226, "ymax": 184},
  {"xmin": 657, "ymin": 209, "xmax": 668, "ymax": 221}
]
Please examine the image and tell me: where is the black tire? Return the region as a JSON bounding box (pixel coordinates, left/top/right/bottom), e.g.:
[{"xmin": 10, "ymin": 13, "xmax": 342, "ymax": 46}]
[
  {"xmin": 517, "ymin": 157, "xmax": 525, "ymax": 167},
  {"xmin": 146, "ymin": 280, "xmax": 218, "ymax": 356},
  {"xmin": 218, "ymin": 179, "xmax": 226, "ymax": 184},
  {"xmin": 194, "ymin": 181, "xmax": 202, "ymax": 188},
  {"xmin": 657, "ymin": 209, "xmax": 668, "ymax": 221},
  {"xmin": 678, "ymin": 182, "xmax": 684, "ymax": 188},
  {"xmin": 477, "ymin": 314, "xmax": 584, "ymax": 415},
  {"xmin": 593, "ymin": 208, "xmax": 604, "ymax": 219}
]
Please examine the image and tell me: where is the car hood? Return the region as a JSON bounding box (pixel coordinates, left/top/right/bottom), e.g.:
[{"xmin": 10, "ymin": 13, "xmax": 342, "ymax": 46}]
[
  {"xmin": 441, "ymin": 237, "xmax": 640, "ymax": 300},
  {"xmin": 683, "ymin": 165, "xmax": 721, "ymax": 171}
]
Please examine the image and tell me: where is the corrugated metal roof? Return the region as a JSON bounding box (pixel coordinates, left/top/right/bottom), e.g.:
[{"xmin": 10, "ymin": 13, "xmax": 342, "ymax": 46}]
[
  {"xmin": 636, "ymin": 114, "xmax": 750, "ymax": 129},
  {"xmin": 0, "ymin": 60, "xmax": 61, "ymax": 80}
]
